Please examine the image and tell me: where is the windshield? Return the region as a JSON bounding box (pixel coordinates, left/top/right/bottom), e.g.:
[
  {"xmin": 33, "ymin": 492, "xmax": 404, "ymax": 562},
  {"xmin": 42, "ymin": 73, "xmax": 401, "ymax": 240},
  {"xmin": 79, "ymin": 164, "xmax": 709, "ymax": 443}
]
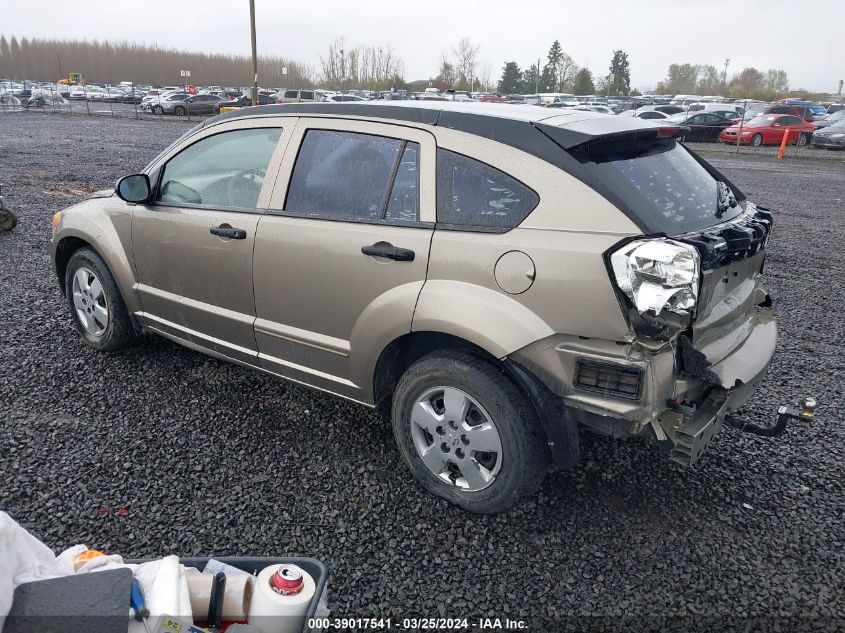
[
  {"xmin": 665, "ymin": 113, "xmax": 689, "ymax": 123},
  {"xmin": 572, "ymin": 138, "xmax": 743, "ymax": 234},
  {"xmin": 827, "ymin": 119, "xmax": 845, "ymax": 130},
  {"xmin": 826, "ymin": 110, "xmax": 845, "ymax": 122}
]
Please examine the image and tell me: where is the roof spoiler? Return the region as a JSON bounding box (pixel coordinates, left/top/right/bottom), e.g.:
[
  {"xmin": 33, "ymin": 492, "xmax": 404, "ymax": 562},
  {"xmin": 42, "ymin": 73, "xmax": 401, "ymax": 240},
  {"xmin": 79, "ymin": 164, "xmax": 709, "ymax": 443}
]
[{"xmin": 535, "ymin": 119, "xmax": 690, "ymax": 151}]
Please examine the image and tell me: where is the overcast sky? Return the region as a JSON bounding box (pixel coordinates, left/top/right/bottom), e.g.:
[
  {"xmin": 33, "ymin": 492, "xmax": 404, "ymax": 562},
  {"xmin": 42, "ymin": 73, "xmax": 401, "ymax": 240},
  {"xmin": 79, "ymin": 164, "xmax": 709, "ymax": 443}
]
[{"xmin": 5, "ymin": 0, "xmax": 843, "ymax": 92}]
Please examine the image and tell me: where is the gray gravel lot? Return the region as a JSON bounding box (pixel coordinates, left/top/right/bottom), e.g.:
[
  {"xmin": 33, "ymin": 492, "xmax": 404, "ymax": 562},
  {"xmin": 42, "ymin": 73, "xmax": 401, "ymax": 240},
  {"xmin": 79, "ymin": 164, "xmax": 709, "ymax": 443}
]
[{"xmin": 1, "ymin": 112, "xmax": 844, "ymax": 631}]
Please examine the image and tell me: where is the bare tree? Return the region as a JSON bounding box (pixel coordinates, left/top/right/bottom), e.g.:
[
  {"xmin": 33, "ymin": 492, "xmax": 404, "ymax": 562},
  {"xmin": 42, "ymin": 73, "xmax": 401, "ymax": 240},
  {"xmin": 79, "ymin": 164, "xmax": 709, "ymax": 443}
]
[{"xmin": 451, "ymin": 38, "xmax": 480, "ymax": 88}]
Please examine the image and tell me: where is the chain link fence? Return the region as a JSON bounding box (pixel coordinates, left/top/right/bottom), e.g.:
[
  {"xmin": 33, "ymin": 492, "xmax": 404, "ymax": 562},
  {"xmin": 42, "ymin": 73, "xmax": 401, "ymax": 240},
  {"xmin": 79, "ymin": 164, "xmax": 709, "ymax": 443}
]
[{"xmin": 2, "ymin": 80, "xmax": 843, "ymax": 159}]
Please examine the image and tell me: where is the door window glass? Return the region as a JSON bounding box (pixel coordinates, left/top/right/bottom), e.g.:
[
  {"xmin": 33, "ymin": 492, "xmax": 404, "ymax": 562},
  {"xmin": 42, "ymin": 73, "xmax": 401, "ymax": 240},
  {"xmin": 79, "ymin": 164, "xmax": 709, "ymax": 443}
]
[
  {"xmin": 436, "ymin": 149, "xmax": 539, "ymax": 230},
  {"xmin": 284, "ymin": 90, "xmax": 297, "ymax": 99},
  {"xmin": 385, "ymin": 142, "xmax": 420, "ymax": 223},
  {"xmin": 285, "ymin": 130, "xmax": 403, "ymax": 221},
  {"xmin": 157, "ymin": 128, "xmax": 282, "ymax": 208}
]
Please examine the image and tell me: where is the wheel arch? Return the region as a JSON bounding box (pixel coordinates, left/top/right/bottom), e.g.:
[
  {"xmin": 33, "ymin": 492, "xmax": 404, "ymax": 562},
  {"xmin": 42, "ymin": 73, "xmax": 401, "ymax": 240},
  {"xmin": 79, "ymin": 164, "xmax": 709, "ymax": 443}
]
[
  {"xmin": 53, "ymin": 222, "xmax": 142, "ymax": 316},
  {"xmin": 372, "ymin": 330, "xmax": 580, "ymax": 471}
]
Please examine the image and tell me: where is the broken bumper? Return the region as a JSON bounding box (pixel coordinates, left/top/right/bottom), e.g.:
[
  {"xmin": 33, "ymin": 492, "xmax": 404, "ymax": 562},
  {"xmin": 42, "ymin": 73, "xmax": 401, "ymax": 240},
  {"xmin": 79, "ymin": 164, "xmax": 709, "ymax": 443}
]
[{"xmin": 509, "ymin": 307, "xmax": 777, "ymax": 465}]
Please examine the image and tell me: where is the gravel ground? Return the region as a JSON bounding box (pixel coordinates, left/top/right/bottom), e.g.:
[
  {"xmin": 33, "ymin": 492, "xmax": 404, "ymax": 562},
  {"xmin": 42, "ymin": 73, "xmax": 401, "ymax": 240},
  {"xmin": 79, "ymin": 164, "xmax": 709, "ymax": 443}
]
[{"xmin": 1, "ymin": 112, "xmax": 844, "ymax": 632}]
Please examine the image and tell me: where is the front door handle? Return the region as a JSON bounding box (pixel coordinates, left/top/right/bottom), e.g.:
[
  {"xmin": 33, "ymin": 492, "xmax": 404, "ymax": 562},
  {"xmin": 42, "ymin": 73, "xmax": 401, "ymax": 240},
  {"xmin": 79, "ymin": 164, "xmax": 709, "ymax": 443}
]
[
  {"xmin": 210, "ymin": 225, "xmax": 247, "ymax": 240},
  {"xmin": 361, "ymin": 243, "xmax": 415, "ymax": 262}
]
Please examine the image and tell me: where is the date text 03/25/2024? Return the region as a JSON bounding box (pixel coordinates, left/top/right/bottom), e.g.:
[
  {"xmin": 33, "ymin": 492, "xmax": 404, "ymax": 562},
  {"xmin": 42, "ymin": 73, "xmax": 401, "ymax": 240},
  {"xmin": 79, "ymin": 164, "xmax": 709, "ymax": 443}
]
[{"xmin": 307, "ymin": 617, "xmax": 528, "ymax": 630}]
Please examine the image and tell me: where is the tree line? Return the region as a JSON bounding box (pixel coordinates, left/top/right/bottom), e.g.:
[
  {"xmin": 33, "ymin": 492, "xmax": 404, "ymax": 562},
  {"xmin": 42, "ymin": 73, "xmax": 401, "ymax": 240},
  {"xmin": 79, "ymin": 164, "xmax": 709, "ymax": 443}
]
[
  {"xmin": 0, "ymin": 35, "xmax": 314, "ymax": 88},
  {"xmin": 495, "ymin": 42, "xmax": 630, "ymax": 96},
  {"xmin": 656, "ymin": 63, "xmax": 793, "ymax": 101}
]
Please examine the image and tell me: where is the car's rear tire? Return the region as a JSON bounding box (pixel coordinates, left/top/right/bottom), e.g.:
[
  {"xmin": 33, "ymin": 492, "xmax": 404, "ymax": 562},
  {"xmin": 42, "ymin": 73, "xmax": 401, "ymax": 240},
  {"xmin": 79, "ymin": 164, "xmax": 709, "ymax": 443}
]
[
  {"xmin": 797, "ymin": 132, "xmax": 810, "ymax": 146},
  {"xmin": 152, "ymin": 105, "xmax": 163, "ymax": 115},
  {"xmin": 391, "ymin": 350, "xmax": 550, "ymax": 514},
  {"xmin": 174, "ymin": 106, "xmax": 186, "ymax": 116},
  {"xmin": 64, "ymin": 247, "xmax": 136, "ymax": 352},
  {"xmin": 751, "ymin": 133, "xmax": 763, "ymax": 147}
]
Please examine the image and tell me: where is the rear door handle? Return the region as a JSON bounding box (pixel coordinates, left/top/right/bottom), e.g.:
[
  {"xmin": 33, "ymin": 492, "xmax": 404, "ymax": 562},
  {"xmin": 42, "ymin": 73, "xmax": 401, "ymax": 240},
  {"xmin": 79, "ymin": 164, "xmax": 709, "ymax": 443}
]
[
  {"xmin": 210, "ymin": 225, "xmax": 247, "ymax": 240},
  {"xmin": 361, "ymin": 243, "xmax": 415, "ymax": 262}
]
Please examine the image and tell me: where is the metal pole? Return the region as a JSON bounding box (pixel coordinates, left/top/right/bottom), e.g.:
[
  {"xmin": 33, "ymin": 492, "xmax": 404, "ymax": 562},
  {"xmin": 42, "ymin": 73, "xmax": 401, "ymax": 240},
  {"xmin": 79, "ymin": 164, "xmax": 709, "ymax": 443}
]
[
  {"xmin": 735, "ymin": 99, "xmax": 746, "ymax": 153},
  {"xmin": 250, "ymin": 0, "xmax": 259, "ymax": 106},
  {"xmin": 535, "ymin": 58, "xmax": 539, "ymax": 95},
  {"xmin": 132, "ymin": 84, "xmax": 138, "ymax": 119},
  {"xmin": 83, "ymin": 75, "xmax": 90, "ymax": 116}
]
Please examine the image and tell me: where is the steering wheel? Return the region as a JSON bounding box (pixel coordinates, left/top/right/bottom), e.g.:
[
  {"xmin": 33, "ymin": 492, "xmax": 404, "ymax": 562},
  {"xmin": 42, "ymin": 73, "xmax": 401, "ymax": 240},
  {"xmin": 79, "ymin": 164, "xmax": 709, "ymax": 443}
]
[{"xmin": 226, "ymin": 168, "xmax": 265, "ymax": 206}]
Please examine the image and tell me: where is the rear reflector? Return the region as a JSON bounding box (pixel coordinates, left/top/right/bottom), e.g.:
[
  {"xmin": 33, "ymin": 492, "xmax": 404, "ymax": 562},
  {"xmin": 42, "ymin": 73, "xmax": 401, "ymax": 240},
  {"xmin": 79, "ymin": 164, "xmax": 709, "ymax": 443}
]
[{"xmin": 575, "ymin": 359, "xmax": 643, "ymax": 400}]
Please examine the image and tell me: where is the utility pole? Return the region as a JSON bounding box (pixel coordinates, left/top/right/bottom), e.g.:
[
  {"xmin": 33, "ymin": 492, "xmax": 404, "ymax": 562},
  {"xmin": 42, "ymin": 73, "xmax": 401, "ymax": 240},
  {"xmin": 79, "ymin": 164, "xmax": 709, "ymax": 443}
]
[
  {"xmin": 722, "ymin": 58, "xmax": 730, "ymax": 87},
  {"xmin": 536, "ymin": 58, "xmax": 540, "ymax": 94},
  {"xmin": 249, "ymin": 0, "xmax": 258, "ymax": 106}
]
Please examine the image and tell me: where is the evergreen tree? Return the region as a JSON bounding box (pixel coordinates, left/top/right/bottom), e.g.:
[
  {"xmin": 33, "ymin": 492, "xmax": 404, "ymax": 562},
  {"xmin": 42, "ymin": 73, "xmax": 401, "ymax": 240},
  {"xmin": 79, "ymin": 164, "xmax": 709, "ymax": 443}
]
[
  {"xmin": 572, "ymin": 68, "xmax": 595, "ymax": 95},
  {"xmin": 608, "ymin": 50, "xmax": 631, "ymax": 95},
  {"xmin": 521, "ymin": 64, "xmax": 540, "ymax": 94},
  {"xmin": 498, "ymin": 62, "xmax": 523, "ymax": 94},
  {"xmin": 542, "ymin": 40, "xmax": 563, "ymax": 91}
]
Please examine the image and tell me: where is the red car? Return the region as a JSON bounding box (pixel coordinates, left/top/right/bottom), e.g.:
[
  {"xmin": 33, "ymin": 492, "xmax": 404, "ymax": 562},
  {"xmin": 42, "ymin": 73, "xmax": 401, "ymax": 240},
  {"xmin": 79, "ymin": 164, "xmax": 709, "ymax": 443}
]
[{"xmin": 719, "ymin": 114, "xmax": 816, "ymax": 147}]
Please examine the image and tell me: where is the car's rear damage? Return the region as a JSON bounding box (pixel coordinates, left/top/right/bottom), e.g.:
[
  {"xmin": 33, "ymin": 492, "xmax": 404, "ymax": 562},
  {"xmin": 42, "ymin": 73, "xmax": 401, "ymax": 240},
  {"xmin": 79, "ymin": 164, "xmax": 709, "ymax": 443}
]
[{"xmin": 510, "ymin": 185, "xmax": 800, "ymax": 467}]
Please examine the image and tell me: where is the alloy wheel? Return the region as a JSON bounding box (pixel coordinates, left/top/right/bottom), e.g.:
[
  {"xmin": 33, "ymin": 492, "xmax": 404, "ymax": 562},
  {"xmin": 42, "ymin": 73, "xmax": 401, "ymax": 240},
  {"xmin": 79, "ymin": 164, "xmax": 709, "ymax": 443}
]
[
  {"xmin": 410, "ymin": 386, "xmax": 503, "ymax": 492},
  {"xmin": 71, "ymin": 267, "xmax": 109, "ymax": 336}
]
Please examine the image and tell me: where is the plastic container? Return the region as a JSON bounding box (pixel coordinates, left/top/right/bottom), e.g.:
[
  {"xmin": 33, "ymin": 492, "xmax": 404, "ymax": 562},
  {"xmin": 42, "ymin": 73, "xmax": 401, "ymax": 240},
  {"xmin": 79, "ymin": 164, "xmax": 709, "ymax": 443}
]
[{"xmin": 132, "ymin": 556, "xmax": 328, "ymax": 633}]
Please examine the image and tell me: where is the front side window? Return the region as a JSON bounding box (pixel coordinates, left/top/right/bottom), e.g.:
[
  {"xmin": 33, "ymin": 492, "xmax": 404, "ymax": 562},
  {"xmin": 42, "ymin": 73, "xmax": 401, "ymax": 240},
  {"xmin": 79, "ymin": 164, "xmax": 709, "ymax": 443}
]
[
  {"xmin": 285, "ymin": 130, "xmax": 404, "ymax": 221},
  {"xmin": 436, "ymin": 149, "xmax": 539, "ymax": 231},
  {"xmin": 301, "ymin": 91, "xmax": 315, "ymax": 100},
  {"xmin": 157, "ymin": 128, "xmax": 282, "ymax": 208},
  {"xmin": 284, "ymin": 90, "xmax": 297, "ymax": 99}
]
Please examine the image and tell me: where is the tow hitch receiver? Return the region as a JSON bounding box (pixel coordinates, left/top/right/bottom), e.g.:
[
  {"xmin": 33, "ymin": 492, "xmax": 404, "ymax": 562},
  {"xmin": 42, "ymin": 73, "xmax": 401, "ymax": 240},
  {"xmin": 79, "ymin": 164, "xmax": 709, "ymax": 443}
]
[
  {"xmin": 659, "ymin": 396, "xmax": 817, "ymax": 467},
  {"xmin": 725, "ymin": 396, "xmax": 817, "ymax": 437}
]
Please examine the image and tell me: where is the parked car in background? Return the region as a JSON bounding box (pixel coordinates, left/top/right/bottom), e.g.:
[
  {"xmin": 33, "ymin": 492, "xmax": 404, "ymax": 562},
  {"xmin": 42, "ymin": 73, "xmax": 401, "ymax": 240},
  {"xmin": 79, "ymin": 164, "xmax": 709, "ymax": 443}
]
[
  {"xmin": 719, "ymin": 114, "xmax": 815, "ymax": 146},
  {"xmin": 688, "ymin": 102, "xmax": 744, "ymax": 116},
  {"xmin": 178, "ymin": 94, "xmax": 222, "ymax": 115},
  {"xmin": 323, "ymin": 94, "xmax": 366, "ymax": 102},
  {"xmin": 810, "ymin": 119, "xmax": 845, "ymax": 150},
  {"xmin": 144, "ymin": 92, "xmax": 188, "ymax": 114},
  {"xmin": 571, "ymin": 104, "xmax": 614, "ymax": 114},
  {"xmin": 664, "ymin": 111, "xmax": 735, "ymax": 141},
  {"xmin": 813, "ymin": 109, "xmax": 845, "ymax": 129},
  {"xmin": 825, "ymin": 104, "xmax": 845, "ymax": 114},
  {"xmin": 51, "ymin": 101, "xmax": 778, "ymax": 514},
  {"xmin": 763, "ymin": 104, "xmax": 815, "ymax": 122},
  {"xmin": 69, "ymin": 86, "xmax": 87, "ymax": 100},
  {"xmin": 276, "ymin": 89, "xmax": 320, "ymax": 104}
]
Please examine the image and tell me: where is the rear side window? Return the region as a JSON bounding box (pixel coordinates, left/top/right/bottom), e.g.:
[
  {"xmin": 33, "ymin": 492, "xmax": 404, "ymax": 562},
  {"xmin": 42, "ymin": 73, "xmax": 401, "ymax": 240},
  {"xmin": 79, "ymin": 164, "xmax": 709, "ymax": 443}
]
[
  {"xmin": 285, "ymin": 130, "xmax": 403, "ymax": 221},
  {"xmin": 157, "ymin": 128, "xmax": 282, "ymax": 208},
  {"xmin": 385, "ymin": 143, "xmax": 420, "ymax": 223},
  {"xmin": 436, "ymin": 149, "xmax": 539, "ymax": 231},
  {"xmin": 571, "ymin": 138, "xmax": 741, "ymax": 234}
]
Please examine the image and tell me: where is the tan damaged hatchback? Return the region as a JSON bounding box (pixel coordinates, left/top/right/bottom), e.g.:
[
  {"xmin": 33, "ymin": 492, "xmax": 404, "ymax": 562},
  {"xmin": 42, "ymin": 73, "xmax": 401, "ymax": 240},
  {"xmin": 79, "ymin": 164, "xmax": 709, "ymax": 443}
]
[{"xmin": 52, "ymin": 102, "xmax": 777, "ymax": 513}]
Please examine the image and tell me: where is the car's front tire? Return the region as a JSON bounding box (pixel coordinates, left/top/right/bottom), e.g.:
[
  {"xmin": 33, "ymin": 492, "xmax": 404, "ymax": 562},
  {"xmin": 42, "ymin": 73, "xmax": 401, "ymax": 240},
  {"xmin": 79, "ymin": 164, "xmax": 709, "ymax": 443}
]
[
  {"xmin": 751, "ymin": 133, "xmax": 763, "ymax": 147},
  {"xmin": 797, "ymin": 132, "xmax": 810, "ymax": 146},
  {"xmin": 64, "ymin": 248, "xmax": 136, "ymax": 352},
  {"xmin": 392, "ymin": 350, "xmax": 550, "ymax": 514},
  {"xmin": 174, "ymin": 106, "xmax": 186, "ymax": 116}
]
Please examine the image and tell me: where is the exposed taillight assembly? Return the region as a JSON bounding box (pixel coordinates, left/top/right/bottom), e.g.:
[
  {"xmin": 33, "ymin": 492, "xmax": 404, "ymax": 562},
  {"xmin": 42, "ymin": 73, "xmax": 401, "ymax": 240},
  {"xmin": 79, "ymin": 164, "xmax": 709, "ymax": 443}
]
[
  {"xmin": 574, "ymin": 359, "xmax": 643, "ymax": 400},
  {"xmin": 609, "ymin": 238, "xmax": 701, "ymax": 317}
]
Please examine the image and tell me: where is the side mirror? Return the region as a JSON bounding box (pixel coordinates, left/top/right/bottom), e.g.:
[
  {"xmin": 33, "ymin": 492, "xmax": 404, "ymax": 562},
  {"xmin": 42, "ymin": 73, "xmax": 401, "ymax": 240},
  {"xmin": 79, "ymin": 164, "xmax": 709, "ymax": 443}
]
[{"xmin": 115, "ymin": 174, "xmax": 151, "ymax": 204}]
